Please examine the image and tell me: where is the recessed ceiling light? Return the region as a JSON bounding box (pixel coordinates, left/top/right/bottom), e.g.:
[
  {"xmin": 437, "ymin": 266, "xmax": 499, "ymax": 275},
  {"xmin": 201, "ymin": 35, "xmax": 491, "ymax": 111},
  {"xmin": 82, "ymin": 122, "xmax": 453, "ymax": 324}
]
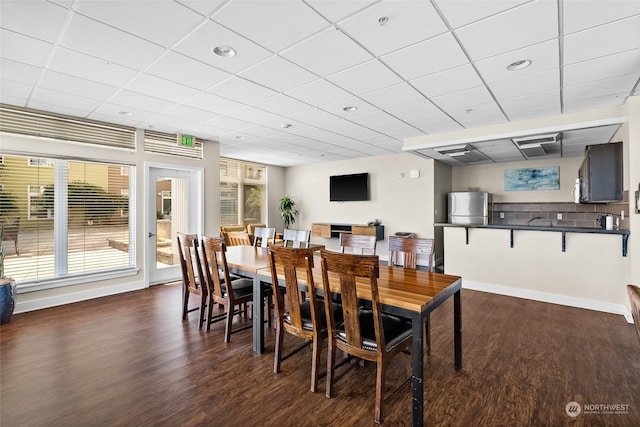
[
  {"xmin": 235, "ymin": 136, "xmax": 245, "ymax": 140},
  {"xmin": 212, "ymin": 45, "xmax": 237, "ymax": 58},
  {"xmin": 343, "ymin": 106, "xmax": 358, "ymax": 112},
  {"xmin": 507, "ymin": 59, "xmax": 532, "ymax": 71},
  {"xmin": 465, "ymin": 108, "xmax": 474, "ymax": 113},
  {"xmin": 119, "ymin": 111, "xmax": 134, "ymax": 117},
  {"xmin": 280, "ymin": 123, "xmax": 292, "ymax": 129},
  {"xmin": 378, "ymin": 16, "xmax": 389, "ymax": 25}
]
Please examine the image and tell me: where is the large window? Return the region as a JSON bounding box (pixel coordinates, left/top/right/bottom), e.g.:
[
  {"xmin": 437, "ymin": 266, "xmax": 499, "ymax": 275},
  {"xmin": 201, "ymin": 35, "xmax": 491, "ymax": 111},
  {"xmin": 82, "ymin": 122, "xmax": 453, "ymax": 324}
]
[
  {"xmin": 0, "ymin": 154, "xmax": 134, "ymax": 287},
  {"xmin": 220, "ymin": 158, "xmax": 265, "ymax": 226}
]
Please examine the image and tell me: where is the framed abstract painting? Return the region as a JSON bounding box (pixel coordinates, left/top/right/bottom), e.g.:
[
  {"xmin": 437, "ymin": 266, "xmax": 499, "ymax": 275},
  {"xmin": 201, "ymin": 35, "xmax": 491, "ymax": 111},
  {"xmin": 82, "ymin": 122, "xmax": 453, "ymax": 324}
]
[{"xmin": 504, "ymin": 166, "xmax": 560, "ymax": 191}]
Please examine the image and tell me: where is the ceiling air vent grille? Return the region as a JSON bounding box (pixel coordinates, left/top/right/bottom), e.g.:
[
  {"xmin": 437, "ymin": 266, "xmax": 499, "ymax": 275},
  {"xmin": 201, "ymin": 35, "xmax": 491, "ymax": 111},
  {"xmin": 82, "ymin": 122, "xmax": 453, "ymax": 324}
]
[
  {"xmin": 435, "ymin": 144, "xmax": 491, "ymax": 164},
  {"xmin": 0, "ymin": 103, "xmax": 135, "ymax": 149},
  {"xmin": 513, "ymin": 133, "xmax": 560, "ymax": 158}
]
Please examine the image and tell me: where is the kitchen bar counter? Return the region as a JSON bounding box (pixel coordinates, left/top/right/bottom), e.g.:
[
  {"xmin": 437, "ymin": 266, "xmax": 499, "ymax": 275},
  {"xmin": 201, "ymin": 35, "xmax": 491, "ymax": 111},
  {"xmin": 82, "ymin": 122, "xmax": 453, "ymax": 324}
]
[{"xmin": 434, "ymin": 223, "xmax": 630, "ymax": 256}]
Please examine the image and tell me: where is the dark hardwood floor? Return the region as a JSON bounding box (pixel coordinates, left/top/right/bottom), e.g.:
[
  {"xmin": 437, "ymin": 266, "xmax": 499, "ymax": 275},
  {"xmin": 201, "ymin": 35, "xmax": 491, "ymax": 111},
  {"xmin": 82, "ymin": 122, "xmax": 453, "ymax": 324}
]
[{"xmin": 1, "ymin": 283, "xmax": 638, "ymax": 426}]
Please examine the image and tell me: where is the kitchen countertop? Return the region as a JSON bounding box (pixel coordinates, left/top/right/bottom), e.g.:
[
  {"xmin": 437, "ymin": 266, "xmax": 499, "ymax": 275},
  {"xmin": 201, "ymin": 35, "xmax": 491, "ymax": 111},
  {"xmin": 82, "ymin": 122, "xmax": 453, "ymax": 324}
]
[
  {"xmin": 434, "ymin": 222, "xmax": 629, "ymax": 235},
  {"xmin": 435, "ymin": 222, "xmax": 630, "ymax": 256}
]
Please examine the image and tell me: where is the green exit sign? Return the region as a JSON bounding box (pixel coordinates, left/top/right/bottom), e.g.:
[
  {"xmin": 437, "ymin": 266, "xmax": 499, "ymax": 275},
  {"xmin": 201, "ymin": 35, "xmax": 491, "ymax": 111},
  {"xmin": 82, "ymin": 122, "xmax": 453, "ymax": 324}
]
[{"xmin": 178, "ymin": 134, "xmax": 194, "ymax": 147}]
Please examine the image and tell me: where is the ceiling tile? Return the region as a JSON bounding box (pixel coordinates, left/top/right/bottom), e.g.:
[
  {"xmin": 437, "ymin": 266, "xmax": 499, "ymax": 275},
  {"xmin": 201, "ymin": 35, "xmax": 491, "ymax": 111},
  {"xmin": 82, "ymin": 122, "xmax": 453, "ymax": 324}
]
[
  {"xmin": 75, "ymin": 0, "xmax": 204, "ymax": 47},
  {"xmin": 0, "ymin": 0, "xmax": 68, "ymax": 43},
  {"xmin": 207, "ymin": 115, "xmax": 254, "ymax": 131},
  {"xmin": 253, "ymin": 94, "xmax": 313, "ymax": 117},
  {"xmin": 474, "ymin": 39, "xmax": 559, "ymax": 83},
  {"xmin": 0, "ymin": 29, "xmax": 52, "ymax": 67},
  {"xmin": 433, "ymin": 0, "xmax": 530, "ymax": 29},
  {"xmin": 146, "ymin": 51, "xmax": 231, "ymax": 91},
  {"xmin": 91, "ymin": 102, "xmax": 157, "ymax": 123},
  {"xmin": 347, "ymin": 110, "xmax": 416, "ymax": 134},
  {"xmin": 125, "ymin": 73, "xmax": 199, "ymax": 103},
  {"xmin": 563, "ymin": 92, "xmax": 629, "ymax": 113},
  {"xmin": 289, "ymin": 108, "xmax": 345, "ymax": 128},
  {"xmin": 339, "ymin": 0, "xmax": 447, "ymax": 56},
  {"xmin": 227, "ymin": 106, "xmax": 287, "ymax": 129},
  {"xmin": 381, "ymin": 32, "xmax": 468, "ymax": 80},
  {"xmin": 280, "ymin": 27, "xmax": 373, "ymax": 76},
  {"xmin": 0, "ymin": 80, "xmax": 32, "ymax": 105},
  {"xmin": 60, "ymin": 14, "xmax": 165, "ymax": 70},
  {"xmin": 506, "ymin": 104, "xmax": 561, "ymax": 122},
  {"xmin": 489, "ymin": 68, "xmax": 559, "ymax": 100},
  {"xmin": 28, "ymin": 99, "xmax": 96, "ymax": 118},
  {"xmin": 162, "ymin": 104, "xmax": 218, "ymax": 123},
  {"xmin": 177, "ymin": 1, "xmax": 226, "ymax": 17},
  {"xmin": 563, "ymin": 0, "xmax": 640, "ymax": 35},
  {"xmin": 455, "ymin": 0, "xmax": 558, "ymax": 61},
  {"xmin": 405, "ymin": 113, "xmax": 464, "ymax": 134},
  {"xmin": 564, "ymin": 15, "xmax": 640, "ymax": 65},
  {"xmin": 183, "ymin": 91, "xmax": 245, "ymax": 115},
  {"xmin": 239, "ymin": 55, "xmax": 318, "ymax": 92},
  {"xmin": 212, "ymin": 1, "xmax": 328, "ymax": 52},
  {"xmin": 39, "ymin": 70, "xmax": 119, "ymax": 101},
  {"xmin": 444, "ymin": 100, "xmax": 505, "ymax": 125},
  {"xmin": 564, "ymin": 74, "xmax": 639, "ymax": 103},
  {"xmin": 207, "ymin": 76, "xmax": 276, "ymax": 105},
  {"xmin": 432, "ymin": 85, "xmax": 494, "ymax": 111},
  {"xmin": 285, "ymin": 78, "xmax": 351, "ymax": 106},
  {"xmin": 320, "ymin": 96, "xmax": 377, "ymax": 117},
  {"xmin": 109, "ymin": 90, "xmax": 174, "ymax": 114},
  {"xmin": 47, "ymin": 47, "xmax": 139, "ymax": 87},
  {"xmin": 360, "ymin": 83, "xmax": 425, "ymax": 109},
  {"xmin": 0, "ymin": 58, "xmax": 42, "ymax": 86},
  {"xmin": 326, "ymin": 59, "xmax": 402, "ymax": 94},
  {"xmin": 411, "ymin": 64, "xmax": 484, "ymax": 98},
  {"xmin": 564, "ymin": 48, "xmax": 640, "ymax": 87},
  {"xmin": 305, "ymin": 0, "xmax": 377, "ymax": 22},
  {"xmin": 386, "ymin": 100, "xmax": 442, "ymax": 121},
  {"xmin": 30, "ymin": 87, "xmax": 102, "ymax": 113},
  {"xmin": 499, "ymin": 89, "xmax": 560, "ymax": 115},
  {"xmin": 174, "ymin": 20, "xmax": 272, "ymax": 74}
]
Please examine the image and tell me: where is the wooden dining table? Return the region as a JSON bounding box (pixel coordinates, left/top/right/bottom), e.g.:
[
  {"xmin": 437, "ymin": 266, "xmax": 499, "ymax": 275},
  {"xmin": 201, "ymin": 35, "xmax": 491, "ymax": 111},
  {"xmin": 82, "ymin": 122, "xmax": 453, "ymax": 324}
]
[{"xmin": 224, "ymin": 245, "xmax": 462, "ymax": 427}]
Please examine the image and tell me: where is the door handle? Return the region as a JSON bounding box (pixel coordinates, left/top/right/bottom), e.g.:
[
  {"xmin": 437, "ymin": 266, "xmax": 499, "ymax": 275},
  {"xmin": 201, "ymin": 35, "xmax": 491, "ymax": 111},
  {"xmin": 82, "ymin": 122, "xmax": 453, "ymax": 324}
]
[{"xmin": 148, "ymin": 232, "xmax": 156, "ymax": 238}]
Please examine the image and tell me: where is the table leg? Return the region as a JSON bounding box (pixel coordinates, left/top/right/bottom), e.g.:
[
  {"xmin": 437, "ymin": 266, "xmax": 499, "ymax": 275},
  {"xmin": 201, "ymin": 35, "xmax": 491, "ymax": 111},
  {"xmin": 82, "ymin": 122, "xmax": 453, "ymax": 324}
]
[
  {"xmin": 454, "ymin": 289, "xmax": 462, "ymax": 370},
  {"xmin": 411, "ymin": 314, "xmax": 424, "ymax": 427},
  {"xmin": 252, "ymin": 275, "xmax": 265, "ymax": 353}
]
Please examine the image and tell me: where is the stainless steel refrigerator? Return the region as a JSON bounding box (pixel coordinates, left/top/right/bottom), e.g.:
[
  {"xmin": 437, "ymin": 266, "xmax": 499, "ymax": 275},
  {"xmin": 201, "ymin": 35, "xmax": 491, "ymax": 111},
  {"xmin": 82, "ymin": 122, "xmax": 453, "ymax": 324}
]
[{"xmin": 448, "ymin": 192, "xmax": 492, "ymax": 225}]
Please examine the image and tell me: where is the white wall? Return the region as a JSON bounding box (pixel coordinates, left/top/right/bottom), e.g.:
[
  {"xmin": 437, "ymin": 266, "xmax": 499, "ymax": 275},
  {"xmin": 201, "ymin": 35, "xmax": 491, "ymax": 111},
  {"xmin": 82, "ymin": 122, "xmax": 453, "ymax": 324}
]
[
  {"xmin": 452, "ymin": 156, "xmax": 582, "ymax": 203},
  {"xmin": 284, "ymin": 152, "xmax": 436, "ymax": 258}
]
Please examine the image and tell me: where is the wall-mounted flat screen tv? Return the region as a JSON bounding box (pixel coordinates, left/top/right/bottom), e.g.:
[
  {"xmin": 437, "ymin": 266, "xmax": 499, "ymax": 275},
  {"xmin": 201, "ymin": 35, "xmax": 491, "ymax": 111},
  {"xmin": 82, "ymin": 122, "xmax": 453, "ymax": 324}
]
[{"xmin": 330, "ymin": 173, "xmax": 369, "ymax": 202}]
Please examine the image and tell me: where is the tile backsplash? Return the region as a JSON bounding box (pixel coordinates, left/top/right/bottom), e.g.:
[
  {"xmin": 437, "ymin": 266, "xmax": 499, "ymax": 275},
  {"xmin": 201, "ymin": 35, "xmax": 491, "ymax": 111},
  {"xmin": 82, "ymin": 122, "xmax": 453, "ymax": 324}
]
[{"xmin": 491, "ymin": 192, "xmax": 630, "ymax": 230}]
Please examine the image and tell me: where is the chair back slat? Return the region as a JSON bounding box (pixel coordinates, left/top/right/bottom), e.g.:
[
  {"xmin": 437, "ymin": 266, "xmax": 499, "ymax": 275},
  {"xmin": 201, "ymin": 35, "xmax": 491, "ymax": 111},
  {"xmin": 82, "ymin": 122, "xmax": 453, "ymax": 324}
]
[
  {"xmin": 253, "ymin": 227, "xmax": 276, "ymax": 247},
  {"xmin": 339, "ymin": 233, "xmax": 377, "ymax": 255},
  {"xmin": 282, "ymin": 229, "xmax": 311, "ymax": 248},
  {"xmin": 388, "ymin": 236, "xmax": 434, "ymax": 270},
  {"xmin": 200, "ymin": 236, "xmax": 229, "ymax": 304},
  {"xmin": 320, "ymin": 250, "xmax": 382, "ymax": 350},
  {"xmin": 177, "ymin": 232, "xmax": 202, "ymax": 293},
  {"xmin": 228, "ymin": 231, "xmax": 252, "ymax": 246}
]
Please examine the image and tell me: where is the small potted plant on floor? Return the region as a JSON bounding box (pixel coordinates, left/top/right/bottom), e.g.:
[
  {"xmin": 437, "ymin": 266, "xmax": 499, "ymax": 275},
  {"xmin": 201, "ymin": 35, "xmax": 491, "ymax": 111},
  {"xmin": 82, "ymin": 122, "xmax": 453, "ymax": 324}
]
[
  {"xmin": 0, "ymin": 225, "xmax": 17, "ymax": 324},
  {"xmin": 279, "ymin": 196, "xmax": 299, "ymax": 229}
]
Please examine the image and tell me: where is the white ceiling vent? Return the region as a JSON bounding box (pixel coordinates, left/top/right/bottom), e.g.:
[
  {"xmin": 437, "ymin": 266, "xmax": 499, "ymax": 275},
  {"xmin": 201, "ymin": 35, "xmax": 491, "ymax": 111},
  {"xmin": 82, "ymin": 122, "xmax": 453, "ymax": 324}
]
[
  {"xmin": 434, "ymin": 144, "xmax": 491, "ymax": 164},
  {"xmin": 512, "ymin": 133, "xmax": 561, "ymax": 158}
]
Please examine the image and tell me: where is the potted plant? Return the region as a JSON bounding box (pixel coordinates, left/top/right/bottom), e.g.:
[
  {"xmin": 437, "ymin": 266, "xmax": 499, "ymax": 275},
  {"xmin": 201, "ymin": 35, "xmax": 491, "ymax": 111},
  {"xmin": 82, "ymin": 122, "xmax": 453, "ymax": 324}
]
[
  {"xmin": 279, "ymin": 196, "xmax": 299, "ymax": 229},
  {"xmin": 0, "ymin": 225, "xmax": 17, "ymax": 324}
]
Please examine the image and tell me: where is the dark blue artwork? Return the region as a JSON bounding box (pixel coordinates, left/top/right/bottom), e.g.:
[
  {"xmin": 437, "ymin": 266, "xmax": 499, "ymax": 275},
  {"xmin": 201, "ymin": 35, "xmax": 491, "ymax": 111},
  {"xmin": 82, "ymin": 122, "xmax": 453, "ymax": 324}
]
[{"xmin": 504, "ymin": 166, "xmax": 560, "ymax": 191}]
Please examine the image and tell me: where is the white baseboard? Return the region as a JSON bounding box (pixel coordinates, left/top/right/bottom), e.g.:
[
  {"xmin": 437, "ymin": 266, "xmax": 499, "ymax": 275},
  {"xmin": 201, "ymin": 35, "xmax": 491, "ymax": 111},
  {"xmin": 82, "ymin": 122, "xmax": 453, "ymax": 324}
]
[
  {"xmin": 14, "ymin": 280, "xmax": 147, "ymax": 314},
  {"xmin": 462, "ymin": 280, "xmax": 634, "ymax": 324}
]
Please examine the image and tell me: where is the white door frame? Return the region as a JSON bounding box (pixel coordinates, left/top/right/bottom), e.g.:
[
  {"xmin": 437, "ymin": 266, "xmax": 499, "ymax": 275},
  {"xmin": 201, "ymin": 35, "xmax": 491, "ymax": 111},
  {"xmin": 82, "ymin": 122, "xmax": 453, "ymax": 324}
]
[{"xmin": 145, "ymin": 162, "xmax": 203, "ymax": 286}]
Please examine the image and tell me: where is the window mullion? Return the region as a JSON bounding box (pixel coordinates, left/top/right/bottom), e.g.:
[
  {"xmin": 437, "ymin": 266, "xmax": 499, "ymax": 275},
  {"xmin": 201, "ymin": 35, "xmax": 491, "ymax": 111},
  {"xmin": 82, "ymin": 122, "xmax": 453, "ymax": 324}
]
[{"xmin": 54, "ymin": 160, "xmax": 68, "ymax": 276}]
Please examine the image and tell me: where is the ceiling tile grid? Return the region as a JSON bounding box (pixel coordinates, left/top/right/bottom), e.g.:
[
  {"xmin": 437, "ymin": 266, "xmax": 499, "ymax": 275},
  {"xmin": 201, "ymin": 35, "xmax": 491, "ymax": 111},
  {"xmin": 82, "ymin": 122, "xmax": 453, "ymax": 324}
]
[{"xmin": 1, "ymin": 0, "xmax": 638, "ymax": 167}]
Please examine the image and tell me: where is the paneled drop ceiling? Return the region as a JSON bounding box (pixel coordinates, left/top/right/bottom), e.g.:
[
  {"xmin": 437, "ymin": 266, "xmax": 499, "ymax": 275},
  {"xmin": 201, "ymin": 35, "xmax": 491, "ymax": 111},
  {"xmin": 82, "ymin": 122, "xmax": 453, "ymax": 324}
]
[{"xmin": 1, "ymin": 0, "xmax": 639, "ymax": 166}]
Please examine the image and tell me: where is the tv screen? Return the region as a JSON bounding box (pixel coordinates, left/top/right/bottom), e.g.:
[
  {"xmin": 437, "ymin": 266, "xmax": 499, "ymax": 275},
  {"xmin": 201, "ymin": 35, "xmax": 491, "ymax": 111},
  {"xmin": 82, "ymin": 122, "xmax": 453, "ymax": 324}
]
[{"xmin": 330, "ymin": 173, "xmax": 369, "ymax": 202}]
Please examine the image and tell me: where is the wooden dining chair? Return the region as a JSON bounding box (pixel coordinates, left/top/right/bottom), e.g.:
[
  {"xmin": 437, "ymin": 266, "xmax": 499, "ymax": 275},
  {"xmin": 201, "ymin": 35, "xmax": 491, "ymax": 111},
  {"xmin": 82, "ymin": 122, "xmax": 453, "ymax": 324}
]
[
  {"xmin": 253, "ymin": 227, "xmax": 276, "ymax": 247},
  {"xmin": 627, "ymin": 284, "xmax": 640, "ymax": 346},
  {"xmin": 339, "ymin": 232, "xmax": 377, "ymax": 255},
  {"xmin": 282, "ymin": 229, "xmax": 311, "ymax": 248},
  {"xmin": 227, "ymin": 231, "xmax": 252, "ymax": 246},
  {"xmin": 177, "ymin": 232, "xmax": 206, "ymax": 328},
  {"xmin": 388, "ymin": 236, "xmax": 435, "ymax": 355},
  {"xmin": 320, "ymin": 250, "xmax": 412, "ymax": 424},
  {"xmin": 267, "ymin": 245, "xmax": 340, "ymax": 392},
  {"xmin": 200, "ymin": 236, "xmax": 255, "ymax": 341}
]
